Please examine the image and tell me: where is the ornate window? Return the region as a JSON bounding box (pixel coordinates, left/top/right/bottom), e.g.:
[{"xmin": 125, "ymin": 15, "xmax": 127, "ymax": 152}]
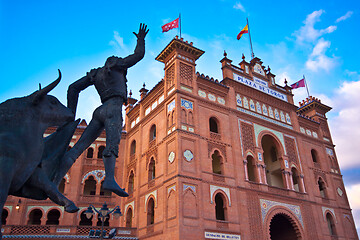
[
  {"xmin": 130, "ymin": 140, "xmax": 136, "ymax": 155},
  {"xmin": 58, "ymin": 178, "xmax": 66, "ymax": 194},
  {"xmin": 149, "ymin": 125, "xmax": 156, "ymax": 142},
  {"xmin": 128, "ymin": 171, "xmax": 134, "ymax": 194},
  {"xmin": 97, "ymin": 146, "xmax": 105, "ymax": 159},
  {"xmin": 46, "ymin": 209, "xmax": 60, "ymax": 225},
  {"xmin": 83, "ymin": 176, "xmax": 97, "ymax": 196},
  {"xmin": 326, "ymin": 213, "xmax": 337, "ymax": 236},
  {"xmin": 147, "ymin": 198, "xmax": 155, "ymax": 225},
  {"xmin": 262, "ymin": 135, "xmax": 284, "ymax": 188},
  {"xmin": 215, "ymin": 193, "xmax": 226, "ymax": 221},
  {"xmin": 311, "ymin": 149, "xmax": 318, "ymax": 163},
  {"xmin": 79, "ymin": 210, "xmax": 92, "ymax": 226},
  {"xmin": 209, "ymin": 117, "xmax": 219, "ymax": 133},
  {"xmin": 126, "ymin": 208, "xmax": 133, "ymax": 228},
  {"xmin": 247, "ymin": 156, "xmax": 256, "ymax": 182},
  {"xmin": 27, "ymin": 209, "xmax": 42, "ymax": 225},
  {"xmin": 86, "ymin": 147, "xmax": 94, "ymax": 158},
  {"xmin": 318, "ymin": 178, "xmax": 327, "ymax": 198},
  {"xmin": 148, "ymin": 158, "xmax": 156, "ymax": 181},
  {"xmin": 212, "ymin": 150, "xmax": 223, "ymax": 175}
]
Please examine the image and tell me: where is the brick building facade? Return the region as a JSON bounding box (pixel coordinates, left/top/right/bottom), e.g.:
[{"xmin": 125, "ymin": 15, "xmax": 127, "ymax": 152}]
[{"xmin": 2, "ymin": 36, "xmax": 358, "ymax": 240}]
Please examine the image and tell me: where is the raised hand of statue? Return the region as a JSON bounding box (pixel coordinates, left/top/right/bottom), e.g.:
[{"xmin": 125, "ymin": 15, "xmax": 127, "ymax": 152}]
[{"xmin": 133, "ymin": 23, "xmax": 149, "ymax": 40}]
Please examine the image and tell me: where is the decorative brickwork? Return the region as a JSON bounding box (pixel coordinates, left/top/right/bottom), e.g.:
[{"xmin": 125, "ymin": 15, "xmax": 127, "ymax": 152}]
[
  {"xmin": 247, "ymin": 193, "xmax": 263, "ymax": 239},
  {"xmin": 241, "ymin": 122, "xmax": 255, "ymax": 153},
  {"xmin": 207, "ymin": 142, "xmax": 226, "ymax": 161},
  {"xmin": 180, "ymin": 62, "xmax": 193, "ymax": 85},
  {"xmin": 302, "ymin": 204, "xmax": 318, "ymax": 239},
  {"xmin": 284, "ymin": 136, "xmax": 298, "ymax": 165},
  {"xmin": 319, "ymin": 118, "xmax": 330, "ymax": 137},
  {"xmin": 10, "ymin": 226, "xmax": 50, "ymax": 235},
  {"xmin": 166, "ymin": 64, "xmax": 175, "ymax": 89}
]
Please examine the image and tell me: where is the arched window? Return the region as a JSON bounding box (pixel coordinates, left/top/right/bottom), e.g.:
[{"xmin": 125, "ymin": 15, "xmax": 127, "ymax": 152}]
[
  {"xmin": 247, "ymin": 156, "xmax": 256, "ymax": 182},
  {"xmin": 97, "ymin": 146, "xmax": 105, "ymax": 158},
  {"xmin": 147, "ymin": 198, "xmax": 155, "ymax": 225},
  {"xmin": 87, "ymin": 148, "xmax": 94, "ymax": 158},
  {"xmin": 188, "ymin": 111, "xmax": 194, "ymax": 125},
  {"xmin": 291, "ymin": 168, "xmax": 300, "ymax": 192},
  {"xmin": 212, "ymin": 150, "xmax": 223, "ymax": 175},
  {"xmin": 100, "ymin": 181, "xmax": 112, "ymax": 196},
  {"xmin": 311, "ymin": 149, "xmax": 318, "ymax": 163},
  {"xmin": 27, "ymin": 209, "xmax": 42, "ymax": 225},
  {"xmin": 96, "ymin": 215, "xmax": 109, "ymax": 226},
  {"xmin": 262, "ymin": 135, "xmax": 284, "ymax": 188},
  {"xmin": 126, "ymin": 208, "xmax": 133, "ymax": 228},
  {"xmin": 318, "ymin": 178, "xmax": 327, "ymax": 198},
  {"xmin": 128, "ymin": 171, "xmax": 134, "ymax": 194},
  {"xmin": 1, "ymin": 209, "xmax": 8, "ymax": 225},
  {"xmin": 209, "ymin": 117, "xmax": 219, "ymax": 133},
  {"xmin": 46, "ymin": 209, "xmax": 60, "ymax": 225},
  {"xmin": 149, "ymin": 125, "xmax": 156, "ymax": 142},
  {"xmin": 83, "ymin": 176, "xmax": 97, "ymax": 196},
  {"xmin": 326, "ymin": 213, "xmax": 337, "ymax": 236},
  {"xmin": 79, "ymin": 211, "xmax": 92, "ymax": 226},
  {"xmin": 130, "ymin": 140, "xmax": 136, "ymax": 155},
  {"xmin": 215, "ymin": 193, "xmax": 226, "ymax": 221},
  {"xmin": 148, "ymin": 158, "xmax": 155, "ymax": 181},
  {"xmin": 181, "ymin": 109, "xmax": 187, "ymax": 123},
  {"xmin": 58, "ymin": 178, "xmax": 66, "ymax": 194}
]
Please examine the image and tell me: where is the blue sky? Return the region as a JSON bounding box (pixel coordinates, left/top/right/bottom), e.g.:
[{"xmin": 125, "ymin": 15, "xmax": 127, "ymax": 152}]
[{"xmin": 1, "ymin": 0, "xmax": 360, "ymax": 235}]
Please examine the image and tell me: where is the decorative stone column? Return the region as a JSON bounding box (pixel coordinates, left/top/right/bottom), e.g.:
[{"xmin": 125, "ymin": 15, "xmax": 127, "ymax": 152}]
[
  {"xmin": 243, "ymin": 159, "xmax": 249, "ymax": 180},
  {"xmin": 262, "ymin": 164, "xmax": 268, "ymax": 185},
  {"xmin": 282, "ymin": 170, "xmax": 291, "ymax": 189},
  {"xmin": 288, "ymin": 171, "xmax": 295, "ymax": 190},
  {"xmin": 256, "ymin": 163, "xmax": 263, "ymax": 183},
  {"xmin": 299, "ymin": 174, "xmax": 306, "ymax": 193}
]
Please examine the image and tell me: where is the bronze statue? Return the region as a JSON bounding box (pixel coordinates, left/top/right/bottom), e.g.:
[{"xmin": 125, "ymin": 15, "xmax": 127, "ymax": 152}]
[
  {"xmin": 53, "ymin": 23, "xmax": 149, "ymax": 197},
  {"xmin": 0, "ymin": 71, "xmax": 80, "ymax": 239}
]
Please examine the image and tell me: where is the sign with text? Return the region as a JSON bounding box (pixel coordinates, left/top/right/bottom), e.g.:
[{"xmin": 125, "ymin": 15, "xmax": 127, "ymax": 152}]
[
  {"xmin": 205, "ymin": 231, "xmax": 241, "ymax": 240},
  {"xmin": 233, "ymin": 73, "xmax": 287, "ymax": 102}
]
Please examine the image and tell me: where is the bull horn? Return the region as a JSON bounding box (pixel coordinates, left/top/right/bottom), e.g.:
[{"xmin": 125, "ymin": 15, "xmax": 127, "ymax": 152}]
[{"xmin": 32, "ymin": 69, "xmax": 61, "ymax": 104}]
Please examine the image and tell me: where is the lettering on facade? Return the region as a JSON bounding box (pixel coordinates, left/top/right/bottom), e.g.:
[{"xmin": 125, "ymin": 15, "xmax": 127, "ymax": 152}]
[
  {"xmin": 205, "ymin": 231, "xmax": 241, "ymax": 240},
  {"xmin": 233, "ymin": 73, "xmax": 287, "ymax": 102}
]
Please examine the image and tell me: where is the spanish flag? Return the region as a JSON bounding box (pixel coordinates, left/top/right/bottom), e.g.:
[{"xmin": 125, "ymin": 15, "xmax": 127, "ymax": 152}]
[{"xmin": 237, "ymin": 24, "xmax": 248, "ymax": 40}]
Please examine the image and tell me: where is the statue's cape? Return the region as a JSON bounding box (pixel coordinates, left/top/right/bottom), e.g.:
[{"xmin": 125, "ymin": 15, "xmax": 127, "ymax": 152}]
[{"xmin": 11, "ymin": 119, "xmax": 80, "ymax": 200}]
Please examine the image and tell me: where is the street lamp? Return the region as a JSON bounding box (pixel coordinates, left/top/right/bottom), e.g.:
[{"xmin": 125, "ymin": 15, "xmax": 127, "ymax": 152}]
[{"xmin": 85, "ymin": 202, "xmax": 122, "ymax": 239}]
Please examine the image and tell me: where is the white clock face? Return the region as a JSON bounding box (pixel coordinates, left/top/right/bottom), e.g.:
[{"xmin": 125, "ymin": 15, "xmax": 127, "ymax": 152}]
[
  {"xmin": 168, "ymin": 152, "xmax": 175, "ymax": 163},
  {"xmin": 254, "ymin": 63, "xmax": 265, "ymax": 76}
]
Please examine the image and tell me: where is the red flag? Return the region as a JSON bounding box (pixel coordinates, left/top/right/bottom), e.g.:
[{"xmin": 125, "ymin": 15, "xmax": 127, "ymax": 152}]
[
  {"xmin": 162, "ymin": 18, "xmax": 179, "ymax": 32},
  {"xmin": 237, "ymin": 24, "xmax": 249, "ymax": 40},
  {"xmin": 291, "ymin": 78, "xmax": 305, "ymax": 89}
]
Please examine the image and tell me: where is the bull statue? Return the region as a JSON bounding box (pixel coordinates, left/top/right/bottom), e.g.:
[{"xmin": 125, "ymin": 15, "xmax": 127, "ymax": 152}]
[{"xmin": 0, "ymin": 70, "xmax": 79, "ymax": 238}]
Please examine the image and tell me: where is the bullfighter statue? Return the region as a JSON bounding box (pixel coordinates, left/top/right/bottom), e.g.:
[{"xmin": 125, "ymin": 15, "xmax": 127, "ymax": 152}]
[{"xmin": 53, "ymin": 23, "xmax": 149, "ymax": 197}]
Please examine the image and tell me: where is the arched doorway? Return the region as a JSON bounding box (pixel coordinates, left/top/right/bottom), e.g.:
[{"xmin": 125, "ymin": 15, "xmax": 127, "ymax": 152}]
[{"xmin": 269, "ymin": 214, "xmax": 300, "ymax": 240}]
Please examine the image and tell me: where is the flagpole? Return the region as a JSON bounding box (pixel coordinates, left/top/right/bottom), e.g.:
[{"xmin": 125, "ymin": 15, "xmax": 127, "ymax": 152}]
[
  {"xmin": 247, "ymin": 18, "xmax": 255, "ymax": 59},
  {"xmin": 179, "ymin": 13, "xmax": 182, "ymax": 38},
  {"xmin": 304, "ymin": 75, "xmax": 310, "ymax": 97}
]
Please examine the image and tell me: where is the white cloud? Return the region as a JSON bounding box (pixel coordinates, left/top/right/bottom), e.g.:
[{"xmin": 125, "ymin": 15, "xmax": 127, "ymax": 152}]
[
  {"xmin": 233, "ymin": 2, "xmax": 245, "ymax": 12},
  {"xmin": 328, "ymin": 80, "xmax": 360, "ymax": 169},
  {"xmin": 344, "ymin": 183, "xmax": 360, "ymax": 235},
  {"xmin": 109, "ymin": 31, "xmax": 129, "ymax": 54},
  {"xmin": 293, "ymin": 10, "xmax": 337, "ymax": 44},
  {"xmin": 305, "ymin": 38, "xmax": 336, "ymax": 72},
  {"xmin": 336, "ymin": 11, "xmax": 353, "ymax": 23}
]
